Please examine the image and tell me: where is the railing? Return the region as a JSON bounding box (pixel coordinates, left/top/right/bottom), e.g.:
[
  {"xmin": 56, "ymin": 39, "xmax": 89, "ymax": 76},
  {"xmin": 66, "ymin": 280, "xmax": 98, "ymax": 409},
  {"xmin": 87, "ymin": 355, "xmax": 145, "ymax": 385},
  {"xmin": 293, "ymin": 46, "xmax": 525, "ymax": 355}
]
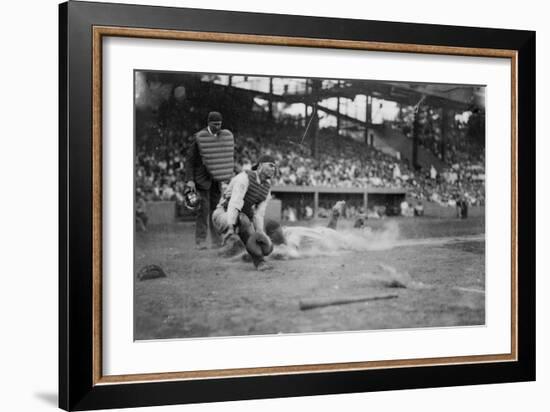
[{"xmin": 270, "ymin": 185, "xmax": 407, "ymax": 218}]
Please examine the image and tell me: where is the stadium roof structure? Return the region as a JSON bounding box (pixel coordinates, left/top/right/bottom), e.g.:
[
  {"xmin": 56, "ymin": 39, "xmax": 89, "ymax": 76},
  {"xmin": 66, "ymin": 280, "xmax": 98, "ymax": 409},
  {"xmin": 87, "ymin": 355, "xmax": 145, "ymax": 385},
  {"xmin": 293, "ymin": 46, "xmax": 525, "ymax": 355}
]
[
  {"xmin": 214, "ymin": 78, "xmax": 485, "ymax": 113},
  {"xmin": 205, "ymin": 75, "xmax": 483, "ymax": 168},
  {"xmin": 143, "ymin": 71, "xmax": 483, "ymax": 115},
  {"xmin": 137, "ymin": 70, "xmax": 483, "ymax": 170},
  {"xmin": 361, "ymin": 81, "xmax": 485, "ymax": 112}
]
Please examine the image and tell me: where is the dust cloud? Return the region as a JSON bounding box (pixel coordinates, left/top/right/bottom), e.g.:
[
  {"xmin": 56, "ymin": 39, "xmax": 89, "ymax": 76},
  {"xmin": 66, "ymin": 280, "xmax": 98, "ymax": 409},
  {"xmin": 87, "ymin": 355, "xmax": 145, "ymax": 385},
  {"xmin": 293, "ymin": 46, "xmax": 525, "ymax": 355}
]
[{"xmin": 274, "ymin": 221, "xmax": 400, "ymax": 259}]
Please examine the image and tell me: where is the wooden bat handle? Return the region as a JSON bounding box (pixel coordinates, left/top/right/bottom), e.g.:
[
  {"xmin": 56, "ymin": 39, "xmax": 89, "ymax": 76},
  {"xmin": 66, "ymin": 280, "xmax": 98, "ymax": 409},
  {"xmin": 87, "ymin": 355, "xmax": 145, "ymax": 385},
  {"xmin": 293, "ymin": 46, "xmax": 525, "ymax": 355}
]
[{"xmin": 299, "ymin": 294, "xmax": 398, "ymax": 310}]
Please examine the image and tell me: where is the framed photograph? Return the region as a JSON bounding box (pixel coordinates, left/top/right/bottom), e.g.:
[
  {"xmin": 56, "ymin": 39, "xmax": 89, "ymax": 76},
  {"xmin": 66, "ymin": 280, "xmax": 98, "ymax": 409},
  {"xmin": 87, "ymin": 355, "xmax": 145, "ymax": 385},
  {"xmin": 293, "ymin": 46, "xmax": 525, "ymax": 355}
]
[{"xmin": 59, "ymin": 1, "xmax": 535, "ymax": 410}]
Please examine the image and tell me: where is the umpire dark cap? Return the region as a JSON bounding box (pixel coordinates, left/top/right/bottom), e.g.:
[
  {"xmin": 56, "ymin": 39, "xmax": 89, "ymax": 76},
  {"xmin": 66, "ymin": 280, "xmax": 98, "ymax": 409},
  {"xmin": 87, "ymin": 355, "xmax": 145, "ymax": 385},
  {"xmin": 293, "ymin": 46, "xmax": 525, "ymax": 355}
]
[
  {"xmin": 252, "ymin": 154, "xmax": 277, "ymax": 170},
  {"xmin": 207, "ymin": 111, "xmax": 223, "ymax": 122}
]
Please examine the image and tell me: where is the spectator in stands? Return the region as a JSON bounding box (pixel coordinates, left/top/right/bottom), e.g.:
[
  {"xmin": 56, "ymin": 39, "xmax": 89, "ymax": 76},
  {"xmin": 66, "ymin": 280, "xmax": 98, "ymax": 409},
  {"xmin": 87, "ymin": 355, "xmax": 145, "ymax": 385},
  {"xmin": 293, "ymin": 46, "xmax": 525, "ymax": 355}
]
[
  {"xmin": 135, "ymin": 189, "xmax": 148, "ymax": 232},
  {"xmin": 135, "ymin": 113, "xmax": 485, "ymax": 219},
  {"xmin": 241, "ymin": 158, "xmax": 253, "ymax": 171},
  {"xmin": 430, "ymin": 164, "xmax": 438, "ymax": 180},
  {"xmin": 160, "ymin": 183, "xmax": 175, "ymax": 201},
  {"xmin": 393, "ymin": 164, "xmax": 401, "ymax": 180}
]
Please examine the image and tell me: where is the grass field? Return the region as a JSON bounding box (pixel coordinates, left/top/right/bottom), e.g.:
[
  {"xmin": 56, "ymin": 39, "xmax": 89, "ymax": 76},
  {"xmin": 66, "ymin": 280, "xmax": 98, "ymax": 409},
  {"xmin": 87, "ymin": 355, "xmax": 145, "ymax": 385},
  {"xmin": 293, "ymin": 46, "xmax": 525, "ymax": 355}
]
[{"xmin": 134, "ymin": 216, "xmax": 485, "ymax": 340}]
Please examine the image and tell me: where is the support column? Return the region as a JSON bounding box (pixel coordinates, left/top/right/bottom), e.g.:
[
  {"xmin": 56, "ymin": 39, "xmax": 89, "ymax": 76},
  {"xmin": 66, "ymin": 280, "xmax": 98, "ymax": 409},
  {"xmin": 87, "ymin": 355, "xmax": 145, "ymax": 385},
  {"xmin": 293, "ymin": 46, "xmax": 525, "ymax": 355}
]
[
  {"xmin": 314, "ymin": 191, "xmax": 319, "ymax": 218},
  {"xmin": 303, "ymin": 79, "xmax": 310, "ymax": 127},
  {"xmin": 311, "ymin": 106, "xmax": 319, "ymax": 158},
  {"xmin": 336, "ymin": 97, "xmax": 341, "ymax": 137},
  {"xmin": 310, "ymin": 79, "xmax": 321, "ymax": 159},
  {"xmin": 411, "ymin": 96, "xmax": 426, "ymax": 171},
  {"xmin": 336, "ymin": 80, "xmax": 341, "ymax": 138},
  {"xmin": 269, "ymin": 77, "xmax": 274, "ymax": 122},
  {"xmin": 441, "ymin": 108, "xmax": 449, "ymax": 162},
  {"xmin": 367, "ymin": 96, "xmax": 372, "ymax": 127},
  {"xmin": 364, "ymin": 95, "xmax": 371, "ymax": 145},
  {"xmin": 412, "ymin": 108, "xmax": 420, "ymax": 170}
]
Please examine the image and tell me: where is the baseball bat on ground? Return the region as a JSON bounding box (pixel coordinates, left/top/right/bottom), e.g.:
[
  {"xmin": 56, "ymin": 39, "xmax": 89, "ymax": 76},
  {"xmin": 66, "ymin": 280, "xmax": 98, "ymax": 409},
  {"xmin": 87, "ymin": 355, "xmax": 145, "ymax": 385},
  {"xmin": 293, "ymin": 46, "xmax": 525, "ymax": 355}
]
[{"xmin": 299, "ymin": 294, "xmax": 398, "ymax": 311}]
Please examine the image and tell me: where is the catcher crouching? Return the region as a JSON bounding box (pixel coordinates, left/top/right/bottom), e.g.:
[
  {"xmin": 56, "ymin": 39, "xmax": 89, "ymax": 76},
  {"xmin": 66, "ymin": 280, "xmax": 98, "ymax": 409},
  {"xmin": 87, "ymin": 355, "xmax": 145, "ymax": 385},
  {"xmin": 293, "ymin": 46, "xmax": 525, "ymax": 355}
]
[{"xmin": 212, "ymin": 154, "xmax": 277, "ymax": 271}]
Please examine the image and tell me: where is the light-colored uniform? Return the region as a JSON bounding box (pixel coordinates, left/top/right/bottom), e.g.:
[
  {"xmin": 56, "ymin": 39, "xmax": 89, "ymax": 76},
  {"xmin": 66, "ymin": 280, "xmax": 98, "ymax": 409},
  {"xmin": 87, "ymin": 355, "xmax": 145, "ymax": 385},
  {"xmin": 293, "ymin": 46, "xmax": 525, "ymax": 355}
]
[
  {"xmin": 274, "ymin": 226, "xmax": 352, "ymax": 258},
  {"xmin": 212, "ymin": 170, "xmax": 270, "ymax": 237}
]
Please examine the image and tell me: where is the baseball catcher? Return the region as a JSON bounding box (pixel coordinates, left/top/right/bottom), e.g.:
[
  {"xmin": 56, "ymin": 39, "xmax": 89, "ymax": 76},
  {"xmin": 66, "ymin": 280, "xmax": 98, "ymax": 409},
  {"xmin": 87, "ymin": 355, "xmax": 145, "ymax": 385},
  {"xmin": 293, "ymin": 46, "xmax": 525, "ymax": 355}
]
[{"xmin": 212, "ymin": 154, "xmax": 277, "ymax": 271}]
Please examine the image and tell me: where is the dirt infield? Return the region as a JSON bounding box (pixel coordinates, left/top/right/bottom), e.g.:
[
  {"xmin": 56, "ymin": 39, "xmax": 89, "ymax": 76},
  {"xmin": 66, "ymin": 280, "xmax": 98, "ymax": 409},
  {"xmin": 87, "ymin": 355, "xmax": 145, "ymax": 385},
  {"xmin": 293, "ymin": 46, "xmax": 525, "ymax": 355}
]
[{"xmin": 134, "ymin": 216, "xmax": 485, "ymax": 340}]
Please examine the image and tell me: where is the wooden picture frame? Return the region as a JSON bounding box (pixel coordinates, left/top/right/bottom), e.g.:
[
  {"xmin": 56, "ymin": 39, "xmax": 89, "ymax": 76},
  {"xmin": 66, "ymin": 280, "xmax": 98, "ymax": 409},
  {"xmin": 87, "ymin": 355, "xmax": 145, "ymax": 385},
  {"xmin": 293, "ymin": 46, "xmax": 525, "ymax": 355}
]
[{"xmin": 59, "ymin": 1, "xmax": 535, "ymax": 410}]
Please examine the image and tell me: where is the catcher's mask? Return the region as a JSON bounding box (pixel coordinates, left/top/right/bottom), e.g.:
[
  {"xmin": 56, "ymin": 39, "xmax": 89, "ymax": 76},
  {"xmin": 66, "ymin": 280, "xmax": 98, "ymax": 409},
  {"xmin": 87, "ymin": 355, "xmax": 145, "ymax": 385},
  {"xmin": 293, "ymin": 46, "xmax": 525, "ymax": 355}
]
[{"xmin": 183, "ymin": 187, "xmax": 201, "ymax": 212}]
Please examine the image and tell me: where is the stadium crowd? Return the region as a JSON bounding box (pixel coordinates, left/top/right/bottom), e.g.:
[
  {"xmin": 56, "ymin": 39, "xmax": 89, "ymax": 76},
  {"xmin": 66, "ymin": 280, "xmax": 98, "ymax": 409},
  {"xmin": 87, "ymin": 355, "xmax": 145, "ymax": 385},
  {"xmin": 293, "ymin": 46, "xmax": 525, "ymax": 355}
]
[
  {"xmin": 233, "ymin": 128, "xmax": 485, "ymax": 207},
  {"xmin": 134, "ymin": 122, "xmax": 485, "ymax": 221},
  {"xmin": 135, "ymin": 139, "xmax": 188, "ymax": 204}
]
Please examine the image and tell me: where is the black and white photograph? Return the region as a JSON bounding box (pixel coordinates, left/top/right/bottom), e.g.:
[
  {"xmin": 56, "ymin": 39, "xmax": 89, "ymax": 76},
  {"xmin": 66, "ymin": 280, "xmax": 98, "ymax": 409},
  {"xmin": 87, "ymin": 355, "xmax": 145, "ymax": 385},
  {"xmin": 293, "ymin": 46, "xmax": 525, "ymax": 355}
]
[{"xmin": 134, "ymin": 70, "xmax": 486, "ymax": 340}]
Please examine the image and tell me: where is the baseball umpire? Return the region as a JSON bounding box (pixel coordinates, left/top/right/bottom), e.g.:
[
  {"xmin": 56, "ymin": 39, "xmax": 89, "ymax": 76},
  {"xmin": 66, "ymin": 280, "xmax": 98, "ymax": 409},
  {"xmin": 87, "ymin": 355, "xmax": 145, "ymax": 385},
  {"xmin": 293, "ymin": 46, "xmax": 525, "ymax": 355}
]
[
  {"xmin": 185, "ymin": 111, "xmax": 234, "ymax": 249},
  {"xmin": 212, "ymin": 154, "xmax": 277, "ymax": 271}
]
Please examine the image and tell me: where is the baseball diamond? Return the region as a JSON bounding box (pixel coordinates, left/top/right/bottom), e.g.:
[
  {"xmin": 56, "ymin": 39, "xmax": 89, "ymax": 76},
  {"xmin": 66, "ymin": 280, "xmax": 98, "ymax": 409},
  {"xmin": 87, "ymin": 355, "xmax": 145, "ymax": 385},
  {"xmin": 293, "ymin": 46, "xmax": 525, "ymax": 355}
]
[
  {"xmin": 135, "ymin": 216, "xmax": 484, "ymax": 339},
  {"xmin": 134, "ymin": 70, "xmax": 486, "ymax": 340}
]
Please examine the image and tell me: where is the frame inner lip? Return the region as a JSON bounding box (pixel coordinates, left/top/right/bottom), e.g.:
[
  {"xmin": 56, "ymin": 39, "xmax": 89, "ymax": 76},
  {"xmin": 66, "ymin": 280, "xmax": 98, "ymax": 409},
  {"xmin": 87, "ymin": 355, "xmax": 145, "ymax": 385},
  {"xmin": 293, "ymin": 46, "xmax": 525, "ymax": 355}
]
[{"xmin": 90, "ymin": 26, "xmax": 518, "ymax": 385}]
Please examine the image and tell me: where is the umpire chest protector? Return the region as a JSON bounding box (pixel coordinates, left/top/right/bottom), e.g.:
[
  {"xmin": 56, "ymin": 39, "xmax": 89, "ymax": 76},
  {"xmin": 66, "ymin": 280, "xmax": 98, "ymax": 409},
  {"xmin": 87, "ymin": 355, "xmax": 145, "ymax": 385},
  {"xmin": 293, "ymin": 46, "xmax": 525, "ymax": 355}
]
[
  {"xmin": 242, "ymin": 170, "xmax": 270, "ymax": 219},
  {"xmin": 196, "ymin": 129, "xmax": 234, "ymax": 182}
]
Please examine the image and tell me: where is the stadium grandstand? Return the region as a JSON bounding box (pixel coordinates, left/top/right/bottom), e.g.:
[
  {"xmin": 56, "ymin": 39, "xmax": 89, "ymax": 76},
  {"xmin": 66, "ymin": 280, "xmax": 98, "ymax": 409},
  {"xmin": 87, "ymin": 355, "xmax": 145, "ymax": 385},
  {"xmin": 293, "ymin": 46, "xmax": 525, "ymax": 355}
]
[{"xmin": 135, "ymin": 71, "xmax": 485, "ymax": 224}]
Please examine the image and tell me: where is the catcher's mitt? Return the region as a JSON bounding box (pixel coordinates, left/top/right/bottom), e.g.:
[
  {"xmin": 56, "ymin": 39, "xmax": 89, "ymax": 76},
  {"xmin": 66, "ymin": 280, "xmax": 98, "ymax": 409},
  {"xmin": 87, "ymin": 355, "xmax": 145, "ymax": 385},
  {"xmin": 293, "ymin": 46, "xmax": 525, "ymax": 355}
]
[
  {"xmin": 246, "ymin": 232, "xmax": 274, "ymax": 258},
  {"xmin": 137, "ymin": 264, "xmax": 167, "ymax": 281},
  {"xmin": 182, "ymin": 186, "xmax": 201, "ymax": 212}
]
